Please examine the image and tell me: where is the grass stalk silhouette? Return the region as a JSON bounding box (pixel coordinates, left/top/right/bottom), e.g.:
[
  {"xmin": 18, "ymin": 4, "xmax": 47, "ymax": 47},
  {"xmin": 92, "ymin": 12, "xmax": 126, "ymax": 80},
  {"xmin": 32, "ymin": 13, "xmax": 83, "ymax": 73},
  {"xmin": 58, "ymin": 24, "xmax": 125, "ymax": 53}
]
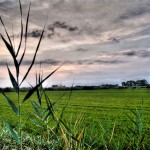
[{"xmin": 0, "ymin": 0, "xmax": 60, "ymax": 148}]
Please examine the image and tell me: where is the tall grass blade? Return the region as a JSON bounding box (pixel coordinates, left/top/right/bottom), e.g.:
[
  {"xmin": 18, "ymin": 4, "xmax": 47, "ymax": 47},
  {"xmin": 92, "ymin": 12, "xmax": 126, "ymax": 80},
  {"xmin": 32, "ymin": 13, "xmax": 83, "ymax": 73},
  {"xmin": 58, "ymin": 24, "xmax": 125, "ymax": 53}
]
[
  {"xmin": 55, "ymin": 84, "xmax": 73, "ymax": 133},
  {"xmin": 16, "ymin": 0, "xmax": 23, "ymax": 57},
  {"xmin": 1, "ymin": 89, "xmax": 19, "ymax": 116},
  {"xmin": 109, "ymin": 123, "xmax": 115, "ymax": 143},
  {"xmin": 0, "ymin": 17, "xmax": 13, "ymax": 49},
  {"xmin": 7, "ymin": 63, "xmax": 19, "ymax": 93},
  {"xmin": 36, "ymin": 72, "xmax": 42, "ymax": 105},
  {"xmin": 125, "ymin": 105, "xmax": 138, "ymax": 118},
  {"xmin": 125, "ymin": 112, "xmax": 138, "ymax": 127},
  {"xmin": 41, "ymin": 93, "xmax": 66, "ymax": 120},
  {"xmin": 127, "ymin": 126, "xmax": 136, "ymax": 135},
  {"xmin": 0, "ymin": 34, "xmax": 15, "ymax": 57},
  {"xmin": 44, "ymin": 91, "xmax": 54, "ymax": 119},
  {"xmin": 33, "ymin": 100, "xmax": 41, "ymax": 109},
  {"xmin": 55, "ymin": 102, "xmax": 69, "ymax": 134},
  {"xmin": 52, "ymin": 93, "xmax": 66, "ymax": 106},
  {"xmin": 0, "ymin": 34, "xmax": 19, "ymax": 77},
  {"xmin": 36, "ymin": 87, "xmax": 42, "ymax": 105},
  {"xmin": 29, "ymin": 115, "xmax": 40, "ymax": 127},
  {"xmin": 20, "ymin": 23, "xmax": 45, "ymax": 85},
  {"xmin": 19, "ymin": 2, "xmax": 31, "ymax": 66},
  {"xmin": 31, "ymin": 100, "xmax": 42, "ymax": 119},
  {"xmin": 139, "ymin": 135, "xmax": 145, "ymax": 146},
  {"xmin": 77, "ymin": 128, "xmax": 84, "ymax": 141},
  {"xmin": 43, "ymin": 112, "xmax": 51, "ymax": 122},
  {"xmin": 25, "ymin": 3, "xmax": 31, "ymax": 42},
  {"xmin": 11, "ymin": 14, "xmax": 15, "ymax": 51},
  {"xmin": 22, "ymin": 65, "xmax": 62, "ymax": 102},
  {"xmin": 5, "ymin": 121, "xmax": 20, "ymax": 144},
  {"xmin": 59, "ymin": 120, "xmax": 78, "ymax": 142}
]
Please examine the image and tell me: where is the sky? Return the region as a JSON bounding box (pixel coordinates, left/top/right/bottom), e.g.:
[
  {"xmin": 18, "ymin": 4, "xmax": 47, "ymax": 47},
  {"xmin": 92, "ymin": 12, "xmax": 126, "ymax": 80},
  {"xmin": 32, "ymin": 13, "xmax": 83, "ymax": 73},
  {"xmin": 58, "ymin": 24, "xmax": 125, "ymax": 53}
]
[{"xmin": 1, "ymin": 0, "xmax": 150, "ymax": 87}]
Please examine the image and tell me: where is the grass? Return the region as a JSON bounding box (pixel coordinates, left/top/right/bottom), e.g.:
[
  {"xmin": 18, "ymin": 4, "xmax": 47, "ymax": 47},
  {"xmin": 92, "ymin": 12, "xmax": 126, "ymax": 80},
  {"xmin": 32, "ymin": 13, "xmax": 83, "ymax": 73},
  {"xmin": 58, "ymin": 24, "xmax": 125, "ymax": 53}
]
[
  {"xmin": 0, "ymin": 89, "xmax": 150, "ymax": 149},
  {"xmin": 0, "ymin": 0, "xmax": 150, "ymax": 149},
  {"xmin": 0, "ymin": 89, "xmax": 150, "ymax": 127},
  {"xmin": 0, "ymin": 0, "xmax": 60, "ymax": 148}
]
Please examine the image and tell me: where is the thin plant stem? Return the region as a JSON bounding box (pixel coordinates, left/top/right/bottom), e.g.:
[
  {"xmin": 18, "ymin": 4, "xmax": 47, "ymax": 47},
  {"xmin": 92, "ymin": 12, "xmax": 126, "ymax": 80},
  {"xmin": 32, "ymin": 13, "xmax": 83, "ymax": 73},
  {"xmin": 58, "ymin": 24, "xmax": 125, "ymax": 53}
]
[{"xmin": 17, "ymin": 75, "xmax": 22, "ymax": 149}]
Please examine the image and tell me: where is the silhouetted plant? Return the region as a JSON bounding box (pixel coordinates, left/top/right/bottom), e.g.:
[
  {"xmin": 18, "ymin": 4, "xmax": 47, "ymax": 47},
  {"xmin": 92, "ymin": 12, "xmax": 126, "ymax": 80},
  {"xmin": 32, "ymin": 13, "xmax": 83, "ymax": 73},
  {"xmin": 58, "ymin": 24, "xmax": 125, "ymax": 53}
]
[{"xmin": 0, "ymin": 0, "xmax": 60, "ymax": 149}]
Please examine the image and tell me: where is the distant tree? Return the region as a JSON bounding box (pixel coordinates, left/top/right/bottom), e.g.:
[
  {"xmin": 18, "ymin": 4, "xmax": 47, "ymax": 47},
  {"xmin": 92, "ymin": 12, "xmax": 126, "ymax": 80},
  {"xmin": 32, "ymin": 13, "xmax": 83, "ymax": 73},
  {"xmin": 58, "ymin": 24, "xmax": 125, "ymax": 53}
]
[
  {"xmin": 122, "ymin": 79, "xmax": 149, "ymax": 87},
  {"xmin": 136, "ymin": 79, "xmax": 149, "ymax": 86},
  {"xmin": 126, "ymin": 80, "xmax": 136, "ymax": 87},
  {"xmin": 122, "ymin": 82, "xmax": 126, "ymax": 87},
  {"xmin": 52, "ymin": 85, "xmax": 59, "ymax": 88}
]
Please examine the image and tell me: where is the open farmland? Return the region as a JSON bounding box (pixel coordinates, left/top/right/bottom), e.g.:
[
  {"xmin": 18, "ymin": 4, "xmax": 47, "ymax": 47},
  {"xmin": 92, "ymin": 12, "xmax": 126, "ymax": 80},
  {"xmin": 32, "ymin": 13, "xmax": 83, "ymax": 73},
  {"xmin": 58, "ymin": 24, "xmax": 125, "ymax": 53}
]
[
  {"xmin": 0, "ymin": 88, "xmax": 150, "ymax": 148},
  {"xmin": 0, "ymin": 89, "xmax": 150, "ymax": 132}
]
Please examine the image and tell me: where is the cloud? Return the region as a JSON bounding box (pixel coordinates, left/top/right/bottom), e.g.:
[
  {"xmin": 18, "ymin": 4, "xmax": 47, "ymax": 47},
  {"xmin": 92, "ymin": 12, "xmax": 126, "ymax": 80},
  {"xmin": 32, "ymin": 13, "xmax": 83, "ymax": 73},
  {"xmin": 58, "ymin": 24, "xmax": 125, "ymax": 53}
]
[
  {"xmin": 92, "ymin": 60, "xmax": 125, "ymax": 65},
  {"xmin": 0, "ymin": 76, "xmax": 4, "ymax": 80},
  {"xmin": 38, "ymin": 59, "xmax": 125, "ymax": 66},
  {"xmin": 0, "ymin": 59, "xmax": 61, "ymax": 67},
  {"xmin": 26, "ymin": 21, "xmax": 78, "ymax": 38},
  {"xmin": 3, "ymin": 0, "xmax": 150, "ymax": 46},
  {"xmin": 1, "ymin": 0, "xmax": 150, "ymax": 87},
  {"xmin": 0, "ymin": 0, "xmax": 15, "ymax": 11},
  {"xmin": 122, "ymin": 50, "xmax": 150, "ymax": 58},
  {"xmin": 0, "ymin": 60, "xmax": 9, "ymax": 66},
  {"xmin": 0, "ymin": 58, "xmax": 125, "ymax": 67},
  {"xmin": 52, "ymin": 21, "xmax": 78, "ymax": 32},
  {"xmin": 24, "ymin": 59, "xmax": 61, "ymax": 66},
  {"xmin": 75, "ymin": 48, "xmax": 89, "ymax": 52},
  {"xmin": 119, "ymin": 3, "xmax": 150, "ymax": 20},
  {"xmin": 27, "ymin": 29, "xmax": 42, "ymax": 38},
  {"xmin": 123, "ymin": 51, "xmax": 136, "ymax": 56}
]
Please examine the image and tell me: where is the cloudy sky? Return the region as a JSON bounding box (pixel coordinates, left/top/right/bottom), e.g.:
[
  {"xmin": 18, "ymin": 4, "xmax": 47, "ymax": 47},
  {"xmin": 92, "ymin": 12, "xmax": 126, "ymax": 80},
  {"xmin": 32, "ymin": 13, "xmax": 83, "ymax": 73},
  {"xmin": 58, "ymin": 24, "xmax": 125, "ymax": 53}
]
[{"xmin": 1, "ymin": 0, "xmax": 150, "ymax": 87}]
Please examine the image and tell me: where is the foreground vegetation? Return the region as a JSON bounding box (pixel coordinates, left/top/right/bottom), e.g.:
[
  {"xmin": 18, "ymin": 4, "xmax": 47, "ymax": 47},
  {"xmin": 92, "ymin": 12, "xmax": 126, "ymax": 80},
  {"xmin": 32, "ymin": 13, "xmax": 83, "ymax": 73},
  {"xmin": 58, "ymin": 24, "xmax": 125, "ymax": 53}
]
[
  {"xmin": 0, "ymin": 1, "xmax": 149, "ymax": 149},
  {"xmin": 0, "ymin": 89, "xmax": 150, "ymax": 149}
]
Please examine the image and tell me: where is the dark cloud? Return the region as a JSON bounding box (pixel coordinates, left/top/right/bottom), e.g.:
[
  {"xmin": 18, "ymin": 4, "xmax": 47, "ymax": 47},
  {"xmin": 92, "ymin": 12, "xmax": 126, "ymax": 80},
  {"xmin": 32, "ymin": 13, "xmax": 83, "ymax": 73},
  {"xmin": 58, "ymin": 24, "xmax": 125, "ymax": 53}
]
[
  {"xmin": 0, "ymin": 61, "xmax": 7, "ymax": 66},
  {"xmin": 27, "ymin": 21, "xmax": 78, "ymax": 38},
  {"xmin": 123, "ymin": 51, "xmax": 136, "ymax": 56},
  {"xmin": 0, "ymin": 59, "xmax": 61, "ymax": 67},
  {"xmin": 0, "ymin": 0, "xmax": 15, "ymax": 11},
  {"xmin": 41, "ymin": 59, "xmax": 61, "ymax": 65},
  {"xmin": 119, "ymin": 4, "xmax": 150, "ymax": 20},
  {"xmin": 0, "ymin": 58, "xmax": 125, "ymax": 67},
  {"xmin": 25, "ymin": 59, "xmax": 125, "ymax": 66},
  {"xmin": 21, "ymin": 59, "xmax": 61, "ymax": 66},
  {"xmin": 112, "ymin": 38, "xmax": 120, "ymax": 43},
  {"xmin": 27, "ymin": 29, "xmax": 43, "ymax": 38},
  {"xmin": 75, "ymin": 48, "xmax": 89, "ymax": 52},
  {"xmin": 52, "ymin": 21, "xmax": 78, "ymax": 31},
  {"xmin": 60, "ymin": 59, "xmax": 125, "ymax": 65},
  {"xmin": 91, "ymin": 60, "xmax": 125, "ymax": 65},
  {"xmin": 138, "ymin": 50, "xmax": 150, "ymax": 57},
  {"xmin": 107, "ymin": 37, "xmax": 120, "ymax": 43},
  {"xmin": 123, "ymin": 50, "xmax": 150, "ymax": 58}
]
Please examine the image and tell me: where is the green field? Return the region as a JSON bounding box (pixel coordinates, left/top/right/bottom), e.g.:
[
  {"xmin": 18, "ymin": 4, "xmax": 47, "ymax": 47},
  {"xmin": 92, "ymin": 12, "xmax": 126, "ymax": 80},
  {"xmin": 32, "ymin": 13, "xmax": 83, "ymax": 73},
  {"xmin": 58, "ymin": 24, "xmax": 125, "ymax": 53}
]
[
  {"xmin": 0, "ymin": 88, "xmax": 150, "ymax": 148},
  {"xmin": 0, "ymin": 89, "xmax": 150, "ymax": 128}
]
